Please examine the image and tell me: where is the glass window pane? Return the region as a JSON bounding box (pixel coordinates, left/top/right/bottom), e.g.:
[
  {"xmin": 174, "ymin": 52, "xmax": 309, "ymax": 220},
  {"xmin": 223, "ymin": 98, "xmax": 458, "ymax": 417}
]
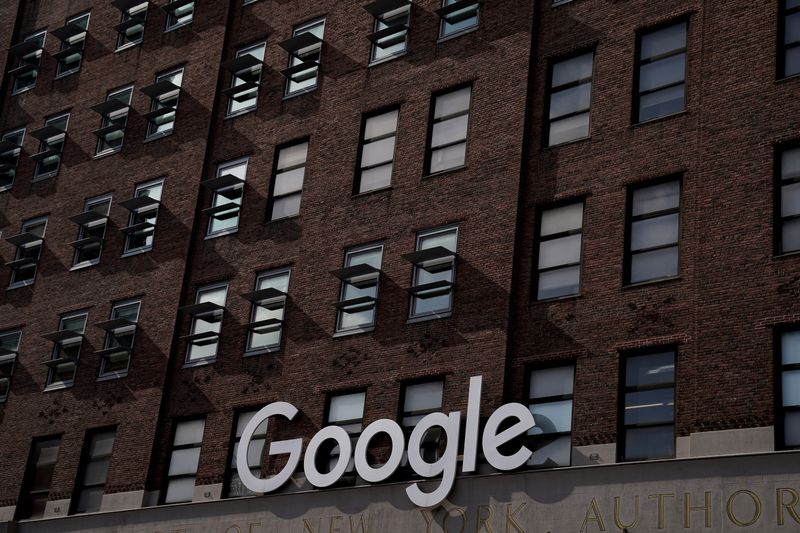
[
  {"xmin": 274, "ymin": 167, "xmax": 305, "ymax": 196},
  {"xmin": 541, "ymin": 203, "xmax": 583, "ymax": 236},
  {"xmin": 630, "ymin": 246, "xmax": 678, "ymax": 283},
  {"xmin": 165, "ymin": 477, "xmax": 195, "ymax": 504},
  {"xmin": 359, "ymin": 165, "xmax": 392, "ymax": 193},
  {"xmin": 537, "ymin": 266, "xmax": 580, "ymax": 300},
  {"xmin": 329, "ymin": 393, "xmax": 365, "ymax": 423},
  {"xmin": 430, "ymin": 143, "xmax": 466, "ymax": 173},
  {"xmin": 538, "ymin": 234, "xmax": 581, "ymax": 269},
  {"xmin": 630, "ymin": 213, "xmax": 679, "ymax": 251},
  {"xmin": 529, "ymin": 400, "xmax": 573, "ymax": 435},
  {"xmin": 639, "ymin": 84, "xmax": 685, "ymax": 122},
  {"xmin": 89, "ymin": 431, "xmax": 116, "ymax": 458},
  {"xmin": 364, "ymin": 111, "xmax": 398, "ymax": 139},
  {"xmin": 786, "ymin": 12, "xmax": 800, "ymax": 44},
  {"xmin": 76, "ymin": 486, "xmax": 104, "ymax": 514},
  {"xmin": 83, "ymin": 459, "xmax": 110, "ymax": 486},
  {"xmin": 549, "ymin": 112, "xmax": 590, "ymax": 146},
  {"xmin": 625, "ymin": 425, "xmax": 674, "ymax": 460},
  {"xmin": 277, "ymin": 143, "xmax": 308, "ymax": 170},
  {"xmin": 782, "ymin": 182, "xmax": 800, "ymax": 217},
  {"xmin": 361, "ymin": 137, "xmax": 396, "ymax": 167},
  {"xmin": 633, "ymin": 181, "xmax": 680, "ymax": 215},
  {"xmin": 782, "ymin": 331, "xmax": 800, "ymax": 365},
  {"xmin": 783, "ymin": 370, "xmax": 800, "ymax": 406},
  {"xmin": 785, "ymin": 411, "xmax": 800, "ymax": 446},
  {"xmin": 639, "ymin": 53, "xmax": 685, "ymax": 92},
  {"xmin": 431, "ymin": 115, "xmax": 469, "ymax": 148},
  {"xmin": 236, "ymin": 411, "xmax": 268, "ymax": 438},
  {"xmin": 420, "ymin": 229, "xmax": 458, "ymax": 252},
  {"xmin": 783, "ymin": 218, "xmax": 800, "ymax": 253},
  {"xmin": 552, "ymin": 53, "xmax": 593, "ymax": 87},
  {"xmin": 641, "ymin": 23, "xmax": 686, "ymax": 60},
  {"xmin": 272, "ymin": 194, "xmax": 302, "ymax": 219},
  {"xmin": 174, "ymin": 419, "xmax": 205, "ymax": 446},
  {"xmin": 412, "ymin": 290, "xmax": 452, "ymax": 316},
  {"xmin": 783, "ymin": 148, "xmax": 800, "ymax": 181},
  {"xmin": 624, "ymin": 389, "xmax": 675, "ymax": 425},
  {"xmin": 168, "ymin": 448, "xmax": 201, "ymax": 476},
  {"xmin": 530, "ymin": 366, "xmax": 574, "ymax": 399},
  {"xmin": 626, "ymin": 352, "xmax": 675, "ymax": 388},
  {"xmin": 528, "ymin": 435, "xmax": 571, "ymax": 467},
  {"xmin": 434, "ymin": 87, "xmax": 471, "ymax": 119},
  {"xmin": 404, "ymin": 381, "xmax": 444, "ymax": 413},
  {"xmin": 786, "ymin": 46, "xmax": 800, "ymax": 77},
  {"xmin": 550, "ymin": 83, "xmax": 592, "ymax": 119}
]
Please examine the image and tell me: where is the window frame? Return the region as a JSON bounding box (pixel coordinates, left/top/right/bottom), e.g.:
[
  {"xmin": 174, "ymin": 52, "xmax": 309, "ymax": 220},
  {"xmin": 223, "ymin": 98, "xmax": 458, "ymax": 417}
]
[
  {"xmin": 32, "ymin": 113, "xmax": 69, "ymax": 181},
  {"xmin": 44, "ymin": 310, "xmax": 89, "ymax": 391},
  {"xmin": 144, "ymin": 66, "xmax": 184, "ymax": 140},
  {"xmin": 15, "ymin": 436, "xmax": 62, "ymax": 521},
  {"xmin": 532, "ymin": 199, "xmax": 585, "ymax": 301},
  {"xmin": 776, "ymin": 327, "xmax": 800, "ymax": 450},
  {"xmin": 164, "ymin": 0, "xmax": 195, "ymax": 32},
  {"xmin": 8, "ymin": 215, "xmax": 48, "ymax": 290},
  {"xmin": 424, "ymin": 83, "xmax": 473, "ymax": 176},
  {"xmin": 268, "ymin": 138, "xmax": 309, "ymax": 221},
  {"xmin": 525, "ymin": 362, "xmax": 575, "ymax": 468},
  {"xmin": 97, "ymin": 298, "xmax": 142, "ymax": 380},
  {"xmin": 54, "ymin": 11, "xmax": 91, "ymax": 79},
  {"xmin": 115, "ymin": 0, "xmax": 148, "ymax": 51},
  {"xmin": 321, "ymin": 389, "xmax": 367, "ymax": 484},
  {"xmin": 544, "ymin": 50, "xmax": 594, "ymax": 148},
  {"xmin": 437, "ymin": 0, "xmax": 480, "ymax": 41},
  {"xmin": 354, "ymin": 107, "xmax": 400, "ymax": 195},
  {"xmin": 161, "ymin": 417, "xmax": 205, "ymax": 505},
  {"xmin": 70, "ymin": 426, "xmax": 116, "ymax": 515},
  {"xmin": 779, "ymin": 0, "xmax": 800, "ymax": 79},
  {"xmin": 367, "ymin": 1, "xmax": 412, "ymax": 65},
  {"xmin": 398, "ymin": 376, "xmax": 445, "ymax": 469},
  {"xmin": 11, "ymin": 30, "xmax": 46, "ymax": 96},
  {"xmin": 282, "ymin": 17, "xmax": 326, "ymax": 98},
  {"xmin": 206, "ymin": 157, "xmax": 248, "ymax": 238},
  {"xmin": 71, "ymin": 194, "xmax": 112, "ymax": 270},
  {"xmin": 0, "ymin": 330, "xmax": 22, "ymax": 403},
  {"xmin": 244, "ymin": 267, "xmax": 291, "ymax": 355},
  {"xmin": 775, "ymin": 141, "xmax": 800, "ymax": 256},
  {"xmin": 184, "ymin": 282, "xmax": 228, "ymax": 366},
  {"xmin": 225, "ymin": 41, "xmax": 266, "ymax": 118},
  {"xmin": 0, "ymin": 127, "xmax": 26, "ymax": 192},
  {"xmin": 122, "ymin": 178, "xmax": 164, "ymax": 256},
  {"xmin": 334, "ymin": 242, "xmax": 384, "ymax": 335},
  {"xmin": 223, "ymin": 407, "xmax": 268, "ymax": 498},
  {"xmin": 407, "ymin": 224, "xmax": 459, "ymax": 321},
  {"xmin": 94, "ymin": 85, "xmax": 134, "ymax": 157}
]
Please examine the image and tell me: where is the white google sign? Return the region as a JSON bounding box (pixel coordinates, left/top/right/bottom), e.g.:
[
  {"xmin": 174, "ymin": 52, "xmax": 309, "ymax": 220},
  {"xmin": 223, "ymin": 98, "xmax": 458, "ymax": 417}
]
[{"xmin": 236, "ymin": 376, "xmax": 536, "ymax": 507}]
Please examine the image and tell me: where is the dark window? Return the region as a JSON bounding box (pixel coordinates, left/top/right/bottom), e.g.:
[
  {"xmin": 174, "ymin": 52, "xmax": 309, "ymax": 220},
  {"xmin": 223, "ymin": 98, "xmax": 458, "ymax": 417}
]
[
  {"xmin": 355, "ymin": 108, "xmax": 399, "ymax": 194},
  {"xmin": 364, "ymin": 0, "xmax": 411, "ymax": 63},
  {"xmin": 97, "ymin": 300, "xmax": 141, "ymax": 379},
  {"xmin": 183, "ymin": 284, "xmax": 227, "ymax": 365},
  {"xmin": 32, "ymin": 113, "xmax": 69, "ymax": 180},
  {"xmin": 224, "ymin": 43, "xmax": 265, "ymax": 116},
  {"xmin": 113, "ymin": 0, "xmax": 147, "ymax": 50},
  {"xmin": 778, "ymin": 145, "xmax": 800, "ymax": 254},
  {"xmin": 405, "ymin": 226, "xmax": 458, "ymax": 319},
  {"xmin": 225, "ymin": 411, "xmax": 267, "ymax": 497},
  {"xmin": 71, "ymin": 195, "xmax": 111, "ymax": 268},
  {"xmin": 7, "ymin": 216, "xmax": 47, "ymax": 289},
  {"xmin": 17, "ymin": 437, "xmax": 61, "ymax": 520},
  {"xmin": 546, "ymin": 52, "xmax": 593, "ymax": 146},
  {"xmin": 620, "ymin": 348, "xmax": 676, "ymax": 461},
  {"xmin": 535, "ymin": 202, "xmax": 583, "ymax": 300},
  {"xmin": 164, "ymin": 0, "xmax": 194, "ymax": 30},
  {"xmin": 334, "ymin": 244, "xmax": 383, "ymax": 334},
  {"xmin": 244, "ymin": 268, "xmax": 290, "ymax": 354},
  {"xmin": 779, "ymin": 329, "xmax": 800, "ymax": 449},
  {"xmin": 527, "ymin": 365, "xmax": 574, "ymax": 467},
  {"xmin": 320, "ymin": 391, "xmax": 365, "ymax": 482},
  {"xmin": 44, "ymin": 312, "xmax": 88, "ymax": 390},
  {"xmin": 93, "ymin": 87, "xmax": 133, "ymax": 156},
  {"xmin": 426, "ymin": 85, "xmax": 471, "ymax": 174},
  {"xmin": 437, "ymin": 0, "xmax": 480, "ymax": 39},
  {"xmin": 72, "ymin": 429, "xmax": 116, "ymax": 514},
  {"xmin": 780, "ymin": 0, "xmax": 800, "ymax": 78},
  {"xmin": 0, "ymin": 331, "xmax": 22, "ymax": 403},
  {"xmin": 625, "ymin": 179, "xmax": 681, "ymax": 284},
  {"xmin": 53, "ymin": 12, "xmax": 90, "ymax": 78},
  {"xmin": 281, "ymin": 19, "xmax": 325, "ymax": 97},
  {"xmin": 400, "ymin": 379, "xmax": 444, "ymax": 465},
  {"xmin": 122, "ymin": 179, "xmax": 163, "ymax": 254},
  {"xmin": 0, "ymin": 128, "xmax": 25, "ymax": 191},
  {"xmin": 635, "ymin": 21, "xmax": 687, "ymax": 122},
  {"xmin": 204, "ymin": 158, "xmax": 247, "ymax": 236},
  {"xmin": 163, "ymin": 418, "xmax": 205, "ymax": 504},
  {"xmin": 269, "ymin": 140, "xmax": 308, "ymax": 220},
  {"xmin": 144, "ymin": 67, "xmax": 184, "ymax": 139},
  {"xmin": 10, "ymin": 31, "xmax": 46, "ymax": 95}
]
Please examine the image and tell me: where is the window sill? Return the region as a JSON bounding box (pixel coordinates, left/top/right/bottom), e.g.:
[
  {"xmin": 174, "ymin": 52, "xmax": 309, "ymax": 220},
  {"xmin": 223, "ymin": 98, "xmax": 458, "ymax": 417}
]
[
  {"xmin": 368, "ymin": 51, "xmax": 407, "ymax": 68},
  {"xmin": 32, "ymin": 171, "xmax": 58, "ymax": 182},
  {"xmin": 93, "ymin": 148, "xmax": 123, "ymax": 161},
  {"xmin": 542, "ymin": 135, "xmax": 591, "ymax": 151},
  {"xmin": 267, "ymin": 214, "xmax": 300, "ymax": 224},
  {"xmin": 7, "ymin": 280, "xmax": 35, "ymax": 291},
  {"xmin": 283, "ymin": 86, "xmax": 319, "ymax": 101},
  {"xmin": 70, "ymin": 261, "xmax": 100, "ymax": 272},
  {"xmin": 531, "ymin": 293, "xmax": 581, "ymax": 305},
  {"xmin": 183, "ymin": 358, "xmax": 216, "ymax": 369},
  {"xmin": 773, "ymin": 250, "xmax": 800, "ymax": 260},
  {"xmin": 422, "ymin": 165, "xmax": 467, "ymax": 180},
  {"xmin": 622, "ymin": 276, "xmax": 681, "ymax": 290},
  {"xmin": 205, "ymin": 228, "xmax": 239, "ymax": 240},
  {"xmin": 333, "ymin": 326, "xmax": 375, "ymax": 339},
  {"xmin": 44, "ymin": 382, "xmax": 73, "ymax": 392},
  {"xmin": 225, "ymin": 107, "xmax": 257, "ymax": 120},
  {"xmin": 437, "ymin": 25, "xmax": 479, "ymax": 44},
  {"xmin": 54, "ymin": 69, "xmax": 80, "ymax": 80},
  {"xmin": 0, "ymin": 184, "xmax": 13, "ymax": 193},
  {"xmin": 97, "ymin": 372, "xmax": 128, "ymax": 382},
  {"xmin": 144, "ymin": 130, "xmax": 175, "ymax": 144},
  {"xmin": 776, "ymin": 73, "xmax": 800, "ymax": 84},
  {"xmin": 115, "ymin": 42, "xmax": 143, "ymax": 53},
  {"xmin": 164, "ymin": 21, "xmax": 193, "ymax": 34},
  {"xmin": 352, "ymin": 186, "xmax": 392, "ymax": 199},
  {"xmin": 11, "ymin": 86, "xmax": 36, "ymax": 97},
  {"xmin": 244, "ymin": 346, "xmax": 281, "ymax": 357},
  {"xmin": 630, "ymin": 110, "xmax": 688, "ymax": 129},
  {"xmin": 406, "ymin": 312, "xmax": 452, "ymax": 325},
  {"xmin": 121, "ymin": 247, "xmax": 153, "ymax": 258}
]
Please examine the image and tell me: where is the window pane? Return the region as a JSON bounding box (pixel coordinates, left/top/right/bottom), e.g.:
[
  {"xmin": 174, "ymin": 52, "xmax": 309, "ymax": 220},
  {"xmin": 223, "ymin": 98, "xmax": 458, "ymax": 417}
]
[
  {"xmin": 783, "ymin": 370, "xmax": 800, "ymax": 406},
  {"xmin": 552, "ymin": 53, "xmax": 593, "ymax": 87},
  {"xmin": 783, "ymin": 331, "xmax": 800, "ymax": 365},
  {"xmin": 624, "ymin": 389, "xmax": 675, "ymax": 425},
  {"xmin": 76, "ymin": 486, "xmax": 104, "ymax": 514},
  {"xmin": 782, "ymin": 182, "xmax": 800, "ymax": 217},
  {"xmin": 537, "ymin": 266, "xmax": 580, "ymax": 300},
  {"xmin": 272, "ymin": 194, "xmax": 301, "ymax": 219},
  {"xmin": 549, "ymin": 113, "xmax": 590, "ymax": 146},
  {"xmin": 530, "ymin": 366, "xmax": 574, "ymax": 399},
  {"xmin": 786, "ymin": 12, "xmax": 800, "ymax": 44},
  {"xmin": 431, "ymin": 115, "xmax": 468, "ymax": 148},
  {"xmin": 625, "ymin": 425, "xmax": 674, "ymax": 460},
  {"xmin": 364, "ymin": 111, "xmax": 398, "ymax": 139},
  {"xmin": 630, "ymin": 213, "xmax": 679, "ymax": 251},
  {"xmin": 441, "ymin": 1, "xmax": 478, "ymax": 36},
  {"xmin": 83, "ymin": 459, "xmax": 110, "ymax": 486},
  {"xmin": 420, "ymin": 229, "xmax": 458, "ymax": 252},
  {"xmin": 626, "ymin": 351, "xmax": 675, "ymax": 388},
  {"xmin": 641, "ymin": 23, "xmax": 686, "ymax": 60},
  {"xmin": 236, "ymin": 411, "xmax": 268, "ymax": 438},
  {"xmin": 359, "ymin": 165, "xmax": 392, "ymax": 192},
  {"xmin": 630, "ymin": 246, "xmax": 678, "ymax": 283},
  {"xmin": 541, "ymin": 203, "xmax": 583, "ymax": 236},
  {"xmin": 783, "ymin": 148, "xmax": 800, "ymax": 181},
  {"xmin": 529, "ymin": 400, "xmax": 573, "ymax": 435},
  {"xmin": 277, "ymin": 143, "xmax": 308, "ymax": 170},
  {"xmin": 633, "ymin": 181, "xmax": 680, "ymax": 215},
  {"xmin": 528, "ymin": 435, "xmax": 571, "ymax": 467},
  {"xmin": 639, "ymin": 84, "xmax": 685, "ymax": 122},
  {"xmin": 783, "ymin": 218, "xmax": 800, "ymax": 252},
  {"xmin": 412, "ymin": 290, "xmax": 452, "ymax": 316},
  {"xmin": 550, "ymin": 83, "xmax": 592, "ymax": 119},
  {"xmin": 430, "ymin": 143, "xmax": 466, "ymax": 173},
  {"xmin": 174, "ymin": 419, "xmax": 205, "ymax": 446},
  {"xmin": 786, "ymin": 46, "xmax": 800, "ymax": 77},
  {"xmin": 329, "ymin": 393, "xmax": 365, "ymax": 423},
  {"xmin": 274, "ymin": 168, "xmax": 305, "ymax": 196},
  {"xmin": 361, "ymin": 137, "xmax": 396, "ymax": 167},
  {"xmin": 434, "ymin": 87, "xmax": 471, "ymax": 119},
  {"xmin": 639, "ymin": 53, "xmax": 685, "ymax": 93},
  {"xmin": 168, "ymin": 448, "xmax": 201, "ymax": 476},
  {"xmin": 785, "ymin": 411, "xmax": 800, "ymax": 446},
  {"xmin": 165, "ymin": 478, "xmax": 195, "ymax": 504},
  {"xmin": 338, "ymin": 307, "xmax": 375, "ymax": 330},
  {"xmin": 404, "ymin": 381, "xmax": 444, "ymax": 413},
  {"xmin": 538, "ymin": 234, "xmax": 581, "ymax": 269}
]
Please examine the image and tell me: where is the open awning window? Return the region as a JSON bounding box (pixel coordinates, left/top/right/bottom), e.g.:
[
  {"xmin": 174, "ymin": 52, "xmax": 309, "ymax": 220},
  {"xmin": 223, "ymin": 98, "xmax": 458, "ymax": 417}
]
[
  {"xmin": 243, "ymin": 269, "xmax": 290, "ymax": 353},
  {"xmin": 404, "ymin": 227, "xmax": 458, "ymax": 319},
  {"xmin": 0, "ymin": 331, "xmax": 21, "ymax": 403},
  {"xmin": 92, "ymin": 87, "xmax": 133, "ymax": 155},
  {"xmin": 363, "ymin": 0, "xmax": 411, "ymax": 63},
  {"xmin": 280, "ymin": 19, "xmax": 325, "ymax": 96},
  {"xmin": 183, "ymin": 284, "xmax": 228, "ymax": 364},
  {"xmin": 112, "ymin": 0, "xmax": 148, "ymax": 49},
  {"xmin": 204, "ymin": 158, "xmax": 248, "ymax": 236},
  {"xmin": 52, "ymin": 13, "xmax": 90, "ymax": 77},
  {"xmin": 43, "ymin": 313, "xmax": 87, "ymax": 390},
  {"xmin": 436, "ymin": 0, "xmax": 480, "ymax": 38},
  {"xmin": 143, "ymin": 68, "xmax": 183, "ymax": 138},
  {"xmin": 97, "ymin": 300, "xmax": 141, "ymax": 378},
  {"xmin": 333, "ymin": 244, "xmax": 383, "ymax": 333},
  {"xmin": 223, "ymin": 43, "xmax": 265, "ymax": 115},
  {"xmin": 6, "ymin": 217, "xmax": 47, "ymax": 289},
  {"xmin": 9, "ymin": 31, "xmax": 45, "ymax": 94},
  {"xmin": 30, "ymin": 114, "xmax": 68, "ymax": 180}
]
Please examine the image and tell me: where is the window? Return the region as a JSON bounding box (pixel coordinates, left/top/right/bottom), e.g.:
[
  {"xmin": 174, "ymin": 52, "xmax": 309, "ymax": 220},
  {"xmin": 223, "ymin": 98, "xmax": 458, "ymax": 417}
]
[
  {"xmin": 6, "ymin": 216, "xmax": 47, "ymax": 289},
  {"xmin": 535, "ymin": 202, "xmax": 583, "ymax": 300},
  {"xmin": 426, "ymin": 85, "xmax": 471, "ymax": 174},
  {"xmin": 0, "ymin": 128, "xmax": 25, "ymax": 191},
  {"xmin": 225, "ymin": 411, "xmax": 267, "ymax": 497},
  {"xmin": 527, "ymin": 365, "xmax": 574, "ymax": 467},
  {"xmin": 779, "ymin": 330, "xmax": 800, "ymax": 449},
  {"xmin": 113, "ymin": 0, "xmax": 147, "ymax": 50},
  {"xmin": 400, "ymin": 379, "xmax": 444, "ymax": 464},
  {"xmin": 0, "ymin": 331, "xmax": 22, "ymax": 403},
  {"xmin": 164, "ymin": 419, "xmax": 205, "ymax": 504},
  {"xmin": 144, "ymin": 67, "xmax": 184, "ymax": 139},
  {"xmin": 436, "ymin": 0, "xmax": 480, "ymax": 39},
  {"xmin": 625, "ymin": 179, "xmax": 681, "ymax": 284},
  {"xmin": 224, "ymin": 43, "xmax": 266, "ymax": 116},
  {"xmin": 203, "ymin": 158, "xmax": 247, "ymax": 236},
  {"xmin": 620, "ymin": 348, "xmax": 676, "ymax": 461},
  {"xmin": 781, "ymin": 0, "xmax": 800, "ymax": 78},
  {"xmin": 9, "ymin": 31, "xmax": 46, "ymax": 95},
  {"xmin": 778, "ymin": 145, "xmax": 800, "ymax": 254},
  {"xmin": 31, "ymin": 113, "xmax": 69, "ymax": 180},
  {"xmin": 280, "ymin": 18, "xmax": 325, "ymax": 97},
  {"xmin": 243, "ymin": 269, "xmax": 290, "ymax": 354},
  {"xmin": 635, "ymin": 21, "xmax": 687, "ymax": 123},
  {"xmin": 546, "ymin": 52, "xmax": 593, "ymax": 146},
  {"xmin": 16, "ymin": 437, "xmax": 61, "ymax": 520},
  {"xmin": 122, "ymin": 179, "xmax": 163, "ymax": 255},
  {"xmin": 364, "ymin": 0, "xmax": 411, "ymax": 63},
  {"xmin": 333, "ymin": 244, "xmax": 383, "ymax": 334},
  {"xmin": 70, "ymin": 195, "xmax": 111, "ymax": 269},
  {"xmin": 164, "ymin": 0, "xmax": 194, "ymax": 30},
  {"xmin": 72, "ymin": 428, "xmax": 115, "ymax": 514},
  {"xmin": 269, "ymin": 140, "xmax": 308, "ymax": 220},
  {"xmin": 97, "ymin": 299, "xmax": 141, "ymax": 379},
  {"xmin": 93, "ymin": 86, "xmax": 133, "ymax": 156},
  {"xmin": 53, "ymin": 12, "xmax": 90, "ymax": 78},
  {"xmin": 182, "ymin": 283, "xmax": 228, "ymax": 365},
  {"xmin": 44, "ymin": 311, "xmax": 88, "ymax": 390},
  {"xmin": 355, "ymin": 109, "xmax": 399, "ymax": 194},
  {"xmin": 320, "ymin": 392, "xmax": 365, "ymax": 481},
  {"xmin": 404, "ymin": 226, "xmax": 458, "ymax": 319}
]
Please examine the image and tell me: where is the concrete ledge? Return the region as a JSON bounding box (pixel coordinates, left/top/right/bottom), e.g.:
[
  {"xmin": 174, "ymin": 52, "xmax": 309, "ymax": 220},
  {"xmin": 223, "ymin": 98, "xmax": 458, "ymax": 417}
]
[
  {"xmin": 42, "ymin": 499, "xmax": 69, "ymax": 519},
  {"xmin": 689, "ymin": 426, "xmax": 774, "ymax": 457},
  {"xmin": 572, "ymin": 443, "xmax": 616, "ymax": 465},
  {"xmin": 100, "ymin": 491, "xmax": 145, "ymax": 513},
  {"xmin": 193, "ymin": 484, "xmax": 222, "ymax": 503},
  {"xmin": 0, "ymin": 505, "xmax": 15, "ymax": 522}
]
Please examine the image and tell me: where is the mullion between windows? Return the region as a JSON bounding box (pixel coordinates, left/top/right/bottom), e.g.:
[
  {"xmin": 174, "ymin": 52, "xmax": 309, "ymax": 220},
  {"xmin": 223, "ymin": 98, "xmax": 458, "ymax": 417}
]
[
  {"xmin": 639, "ymin": 80, "xmax": 684, "ymax": 98},
  {"xmin": 640, "ymin": 47, "xmax": 686, "ymax": 66}
]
